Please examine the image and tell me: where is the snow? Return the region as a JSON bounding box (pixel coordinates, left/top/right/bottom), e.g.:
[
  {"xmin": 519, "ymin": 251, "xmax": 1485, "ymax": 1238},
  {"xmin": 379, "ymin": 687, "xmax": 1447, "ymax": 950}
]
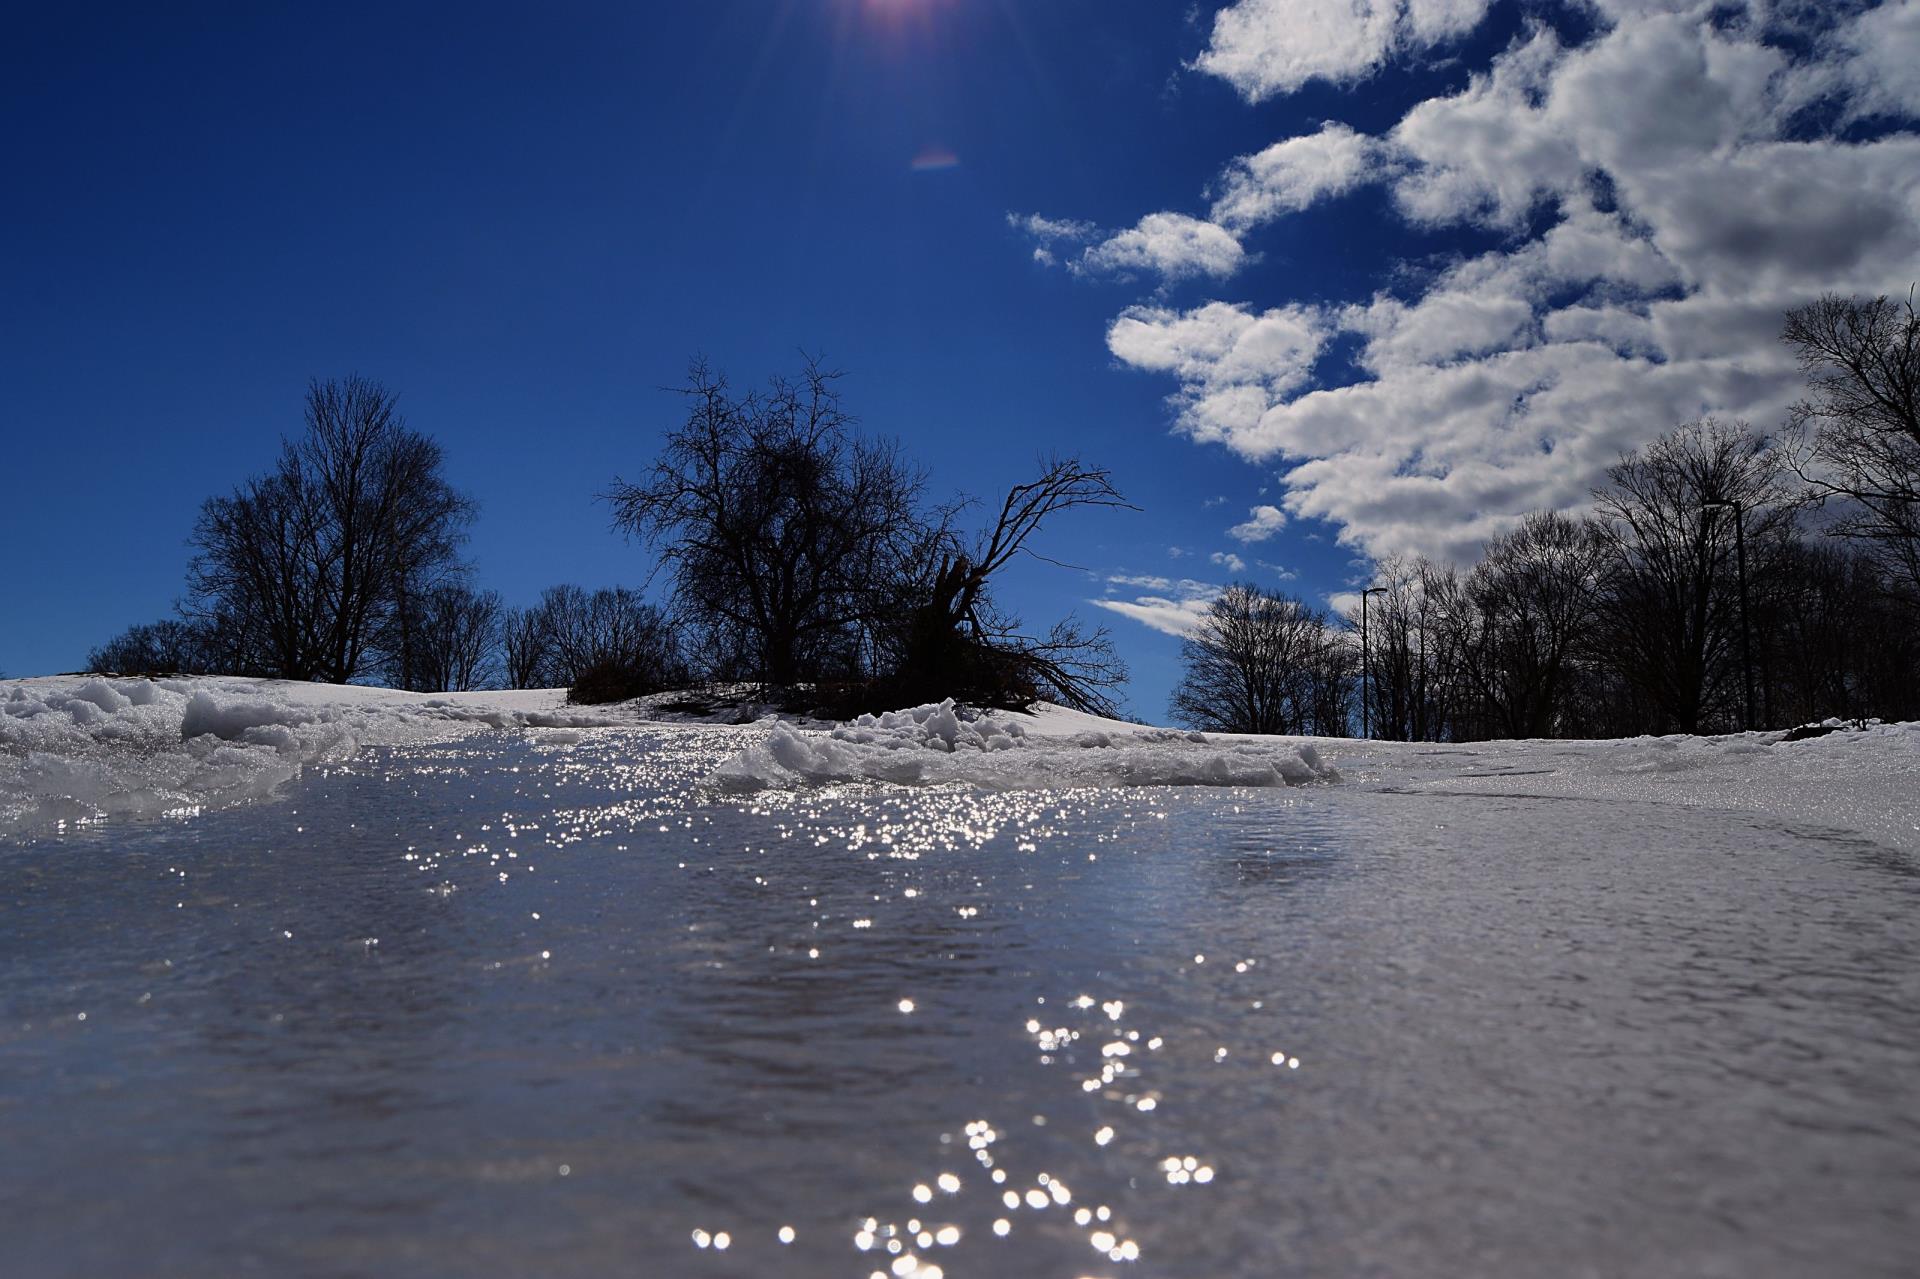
[
  {"xmin": 0, "ymin": 676, "xmax": 618, "ymax": 832},
  {"xmin": 707, "ymin": 700, "xmax": 1339, "ymax": 792},
  {"xmin": 1326, "ymin": 723, "xmax": 1920, "ymax": 855},
  {"xmin": 1, "ymin": 674, "xmax": 1916, "ymax": 854}
]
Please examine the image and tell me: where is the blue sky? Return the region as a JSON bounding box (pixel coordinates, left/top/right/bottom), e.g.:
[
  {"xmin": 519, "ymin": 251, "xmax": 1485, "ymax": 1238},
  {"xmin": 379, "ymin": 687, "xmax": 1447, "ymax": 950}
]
[{"xmin": 5, "ymin": 1, "xmax": 1917, "ymax": 717}]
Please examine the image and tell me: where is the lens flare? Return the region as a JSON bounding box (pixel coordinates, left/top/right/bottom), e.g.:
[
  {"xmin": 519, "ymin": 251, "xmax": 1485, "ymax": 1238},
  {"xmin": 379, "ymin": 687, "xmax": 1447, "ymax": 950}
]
[{"xmin": 909, "ymin": 146, "xmax": 961, "ymax": 173}]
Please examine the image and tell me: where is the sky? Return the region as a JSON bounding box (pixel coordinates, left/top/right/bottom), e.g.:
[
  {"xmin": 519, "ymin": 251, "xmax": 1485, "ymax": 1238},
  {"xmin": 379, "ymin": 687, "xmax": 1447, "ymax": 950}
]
[{"xmin": 4, "ymin": 0, "xmax": 1917, "ymax": 718}]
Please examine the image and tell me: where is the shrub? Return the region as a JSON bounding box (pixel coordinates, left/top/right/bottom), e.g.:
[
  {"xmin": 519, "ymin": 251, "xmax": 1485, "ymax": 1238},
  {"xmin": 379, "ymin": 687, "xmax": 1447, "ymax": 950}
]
[{"xmin": 566, "ymin": 657, "xmax": 667, "ymax": 706}]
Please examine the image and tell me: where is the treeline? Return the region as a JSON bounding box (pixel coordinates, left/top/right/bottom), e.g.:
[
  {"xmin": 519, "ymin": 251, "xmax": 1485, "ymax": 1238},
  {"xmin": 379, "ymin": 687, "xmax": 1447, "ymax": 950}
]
[
  {"xmin": 91, "ymin": 376, "xmax": 500, "ymax": 689},
  {"xmin": 89, "ymin": 287, "xmax": 1916, "ymax": 736},
  {"xmin": 89, "ymin": 362, "xmax": 1132, "ymax": 712},
  {"xmin": 1174, "ymin": 291, "xmax": 1920, "ymax": 739}
]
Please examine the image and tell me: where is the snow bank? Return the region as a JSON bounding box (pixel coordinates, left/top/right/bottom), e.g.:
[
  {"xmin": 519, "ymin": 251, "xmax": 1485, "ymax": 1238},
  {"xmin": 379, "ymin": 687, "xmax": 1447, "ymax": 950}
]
[
  {"xmin": 1332, "ymin": 719, "xmax": 1920, "ymax": 854},
  {"xmin": 0, "ymin": 678, "xmax": 354, "ymax": 830},
  {"xmin": 0, "ymin": 676, "xmax": 623, "ymax": 834},
  {"xmin": 706, "ymin": 700, "xmax": 1340, "ymax": 792}
]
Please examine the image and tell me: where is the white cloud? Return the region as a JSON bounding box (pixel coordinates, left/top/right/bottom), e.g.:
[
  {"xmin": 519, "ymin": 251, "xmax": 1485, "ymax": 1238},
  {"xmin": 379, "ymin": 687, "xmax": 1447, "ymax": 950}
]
[
  {"xmin": 1105, "ymin": 573, "xmax": 1174, "ymax": 591},
  {"xmin": 1211, "ymin": 123, "xmax": 1385, "ymax": 231},
  {"xmin": 1079, "ymin": 213, "xmax": 1246, "ymax": 281},
  {"xmin": 1090, "ymin": 596, "xmax": 1215, "ymax": 636},
  {"xmin": 1386, "ymin": 25, "xmax": 1579, "ymax": 228},
  {"xmin": 1010, "ymin": 212, "xmax": 1098, "ymax": 242},
  {"xmin": 1013, "ymin": 210, "xmax": 1245, "ymax": 282},
  {"xmin": 1209, "ymin": 550, "xmax": 1248, "ymax": 573},
  {"xmin": 1010, "ymin": 211, "xmax": 1100, "ymax": 267},
  {"xmin": 1092, "ymin": 576, "xmax": 1223, "ymax": 636},
  {"xmin": 1346, "ymin": 290, "xmax": 1537, "ymax": 370},
  {"xmin": 1542, "ymin": 303, "xmax": 1661, "ymax": 355},
  {"xmin": 1194, "ymin": 0, "xmax": 1495, "ymax": 102},
  {"xmin": 1108, "ymin": 302, "xmax": 1330, "ymax": 441},
  {"xmin": 1227, "ymin": 504, "xmax": 1289, "ymax": 543},
  {"xmin": 1839, "ymin": 1, "xmax": 1920, "ymax": 121},
  {"xmin": 1083, "ymin": 2, "xmax": 1920, "ymax": 567}
]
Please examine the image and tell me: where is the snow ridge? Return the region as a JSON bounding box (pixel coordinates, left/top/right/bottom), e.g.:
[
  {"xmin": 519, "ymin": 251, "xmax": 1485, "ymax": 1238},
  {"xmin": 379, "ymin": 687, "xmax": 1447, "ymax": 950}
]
[
  {"xmin": 2, "ymin": 679, "xmax": 354, "ymax": 830},
  {"xmin": 706, "ymin": 699, "xmax": 1341, "ymax": 792},
  {"xmin": 0, "ymin": 676, "xmax": 619, "ymax": 833}
]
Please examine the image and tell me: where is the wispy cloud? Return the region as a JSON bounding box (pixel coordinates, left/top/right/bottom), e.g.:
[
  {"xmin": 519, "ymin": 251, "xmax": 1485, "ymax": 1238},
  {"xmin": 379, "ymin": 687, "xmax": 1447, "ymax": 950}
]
[{"xmin": 1093, "ymin": 575, "xmax": 1223, "ymax": 637}]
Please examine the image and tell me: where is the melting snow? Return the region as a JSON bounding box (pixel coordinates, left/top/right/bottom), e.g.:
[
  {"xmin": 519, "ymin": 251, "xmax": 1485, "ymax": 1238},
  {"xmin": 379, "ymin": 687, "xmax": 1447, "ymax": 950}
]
[
  {"xmin": 0, "ymin": 676, "xmax": 610, "ymax": 832},
  {"xmin": 1, "ymin": 675, "xmax": 1915, "ymax": 852},
  {"xmin": 706, "ymin": 700, "xmax": 1339, "ymax": 791}
]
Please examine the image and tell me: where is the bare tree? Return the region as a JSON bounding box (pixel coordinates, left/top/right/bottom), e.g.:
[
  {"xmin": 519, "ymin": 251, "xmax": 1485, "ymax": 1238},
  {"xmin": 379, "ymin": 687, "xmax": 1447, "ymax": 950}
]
[
  {"xmin": 1344, "ymin": 557, "xmax": 1422, "ymax": 741},
  {"xmin": 886, "ymin": 457, "xmax": 1135, "ymax": 715},
  {"xmin": 186, "ymin": 470, "xmax": 323, "ymax": 678},
  {"xmin": 1761, "ymin": 535, "xmax": 1920, "ymax": 725},
  {"xmin": 187, "ymin": 377, "xmax": 474, "ymax": 683},
  {"xmin": 388, "ymin": 584, "xmax": 501, "ymax": 692},
  {"xmin": 87, "ymin": 619, "xmax": 219, "ymax": 675},
  {"xmin": 1591, "ymin": 419, "xmax": 1791, "ymax": 733},
  {"xmin": 1171, "ymin": 584, "xmax": 1341, "ymax": 734},
  {"xmin": 1781, "ymin": 289, "xmax": 1920, "ymax": 597},
  {"xmin": 500, "ymin": 605, "xmax": 554, "ymax": 690},
  {"xmin": 1458, "ymin": 511, "xmax": 1610, "ymax": 738},
  {"xmin": 603, "ymin": 359, "xmax": 927, "ymax": 690},
  {"xmin": 529, "ymin": 585, "xmax": 687, "ymax": 702}
]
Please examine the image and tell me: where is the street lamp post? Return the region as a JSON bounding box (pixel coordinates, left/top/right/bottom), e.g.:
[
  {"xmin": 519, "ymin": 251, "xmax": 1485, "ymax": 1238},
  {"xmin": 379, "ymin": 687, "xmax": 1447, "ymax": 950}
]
[
  {"xmin": 1416, "ymin": 608, "xmax": 1427, "ymax": 742},
  {"xmin": 1361, "ymin": 586, "xmax": 1387, "ymax": 739},
  {"xmin": 1703, "ymin": 498, "xmax": 1755, "ymax": 731}
]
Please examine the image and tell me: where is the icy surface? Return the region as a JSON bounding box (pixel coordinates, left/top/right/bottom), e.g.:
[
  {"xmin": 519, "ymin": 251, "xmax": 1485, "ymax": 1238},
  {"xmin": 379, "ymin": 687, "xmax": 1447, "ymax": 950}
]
[
  {"xmin": 3, "ymin": 731, "xmax": 1916, "ymax": 1277},
  {"xmin": 1326, "ymin": 721, "xmax": 1920, "ymax": 855}
]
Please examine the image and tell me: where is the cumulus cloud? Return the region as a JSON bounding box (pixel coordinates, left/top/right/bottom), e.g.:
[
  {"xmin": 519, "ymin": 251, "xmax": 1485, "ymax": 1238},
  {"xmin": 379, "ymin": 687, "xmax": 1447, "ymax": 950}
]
[
  {"xmin": 1108, "ymin": 302, "xmax": 1331, "ymax": 441},
  {"xmin": 1209, "ymin": 550, "xmax": 1248, "ymax": 573},
  {"xmin": 1077, "ymin": 1, "xmax": 1920, "ymax": 566},
  {"xmin": 1013, "ymin": 210, "xmax": 1246, "ymax": 281},
  {"xmin": 1194, "ymin": 0, "xmax": 1495, "ymax": 101},
  {"xmin": 1211, "ymin": 123, "xmax": 1385, "ymax": 231},
  {"xmin": 1227, "ymin": 504, "xmax": 1289, "ymax": 543},
  {"xmin": 1079, "ymin": 212, "xmax": 1246, "ymax": 280},
  {"xmin": 1839, "ymin": 1, "xmax": 1920, "ymax": 121}
]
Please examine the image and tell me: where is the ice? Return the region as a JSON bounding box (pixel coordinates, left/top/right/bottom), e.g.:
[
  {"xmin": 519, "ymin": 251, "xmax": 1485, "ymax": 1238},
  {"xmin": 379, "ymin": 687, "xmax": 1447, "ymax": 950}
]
[{"xmin": 705, "ymin": 699, "xmax": 1341, "ymax": 792}]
